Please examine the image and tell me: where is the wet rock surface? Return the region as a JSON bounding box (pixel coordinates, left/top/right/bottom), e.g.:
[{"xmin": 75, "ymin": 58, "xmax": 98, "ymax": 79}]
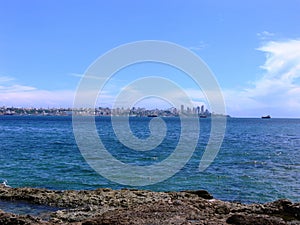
[{"xmin": 0, "ymin": 186, "xmax": 299, "ymax": 224}]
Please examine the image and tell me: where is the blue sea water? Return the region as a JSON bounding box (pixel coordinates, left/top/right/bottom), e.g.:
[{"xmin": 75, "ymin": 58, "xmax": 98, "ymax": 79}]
[{"xmin": 0, "ymin": 116, "xmax": 299, "ymax": 204}]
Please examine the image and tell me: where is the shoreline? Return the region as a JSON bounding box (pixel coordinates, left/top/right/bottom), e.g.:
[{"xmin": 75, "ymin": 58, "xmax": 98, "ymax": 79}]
[{"xmin": 0, "ymin": 186, "xmax": 299, "ymax": 224}]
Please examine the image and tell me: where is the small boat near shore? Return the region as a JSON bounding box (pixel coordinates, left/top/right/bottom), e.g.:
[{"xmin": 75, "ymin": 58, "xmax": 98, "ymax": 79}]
[{"xmin": 261, "ymin": 115, "xmax": 271, "ymax": 119}]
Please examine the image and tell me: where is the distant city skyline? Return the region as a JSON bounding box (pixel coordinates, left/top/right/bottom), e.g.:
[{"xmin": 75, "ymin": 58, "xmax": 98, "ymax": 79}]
[
  {"xmin": 0, "ymin": 104, "xmax": 216, "ymax": 117},
  {"xmin": 1, "ymin": 1, "xmax": 300, "ymax": 118}
]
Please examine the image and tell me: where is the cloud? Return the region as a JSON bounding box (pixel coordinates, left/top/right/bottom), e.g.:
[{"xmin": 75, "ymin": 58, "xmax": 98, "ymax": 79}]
[
  {"xmin": 0, "ymin": 76, "xmax": 74, "ymax": 107},
  {"xmin": 0, "ymin": 74, "xmax": 120, "ymax": 108},
  {"xmin": 257, "ymin": 31, "xmax": 275, "ymax": 40},
  {"xmin": 69, "ymin": 73, "xmax": 107, "ymax": 81},
  {"xmin": 0, "ymin": 76, "xmax": 15, "ymax": 83},
  {"xmin": 224, "ymin": 39, "xmax": 300, "ymax": 117},
  {"xmin": 0, "ymin": 76, "xmax": 37, "ymax": 94},
  {"xmin": 188, "ymin": 41, "xmax": 208, "ymax": 51},
  {"xmin": 0, "ymin": 84, "xmax": 36, "ymax": 93},
  {"xmin": 101, "ymin": 80, "xmax": 209, "ymax": 110},
  {"xmin": 0, "ymin": 90, "xmax": 75, "ymax": 108},
  {"xmin": 69, "ymin": 73, "xmax": 84, "ymax": 78}
]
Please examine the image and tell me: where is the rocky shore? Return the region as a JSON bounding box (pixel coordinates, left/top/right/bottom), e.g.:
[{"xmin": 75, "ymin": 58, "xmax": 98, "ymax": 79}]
[{"xmin": 0, "ymin": 185, "xmax": 299, "ymax": 225}]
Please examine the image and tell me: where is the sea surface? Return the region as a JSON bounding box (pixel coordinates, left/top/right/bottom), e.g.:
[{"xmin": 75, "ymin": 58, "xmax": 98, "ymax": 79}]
[{"xmin": 0, "ymin": 116, "xmax": 299, "ymax": 204}]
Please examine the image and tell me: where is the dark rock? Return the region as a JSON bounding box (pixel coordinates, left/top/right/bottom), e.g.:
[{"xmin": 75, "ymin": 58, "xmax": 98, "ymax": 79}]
[
  {"xmin": 183, "ymin": 190, "xmax": 213, "ymax": 199},
  {"xmin": 264, "ymin": 199, "xmax": 300, "ymax": 221},
  {"xmin": 215, "ymin": 204, "xmax": 230, "ymax": 214},
  {"xmin": 226, "ymin": 214, "xmax": 286, "ymax": 225},
  {"xmin": 286, "ymin": 203, "xmax": 300, "ymax": 220},
  {"xmin": 0, "ymin": 210, "xmax": 45, "ymax": 225}
]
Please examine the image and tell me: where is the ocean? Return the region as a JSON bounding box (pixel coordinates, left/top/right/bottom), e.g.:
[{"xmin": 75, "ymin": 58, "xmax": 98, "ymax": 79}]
[{"xmin": 0, "ymin": 116, "xmax": 299, "ymax": 204}]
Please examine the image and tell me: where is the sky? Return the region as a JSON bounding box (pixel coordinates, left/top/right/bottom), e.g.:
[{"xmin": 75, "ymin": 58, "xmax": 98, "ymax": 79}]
[{"xmin": 0, "ymin": 0, "xmax": 300, "ymax": 117}]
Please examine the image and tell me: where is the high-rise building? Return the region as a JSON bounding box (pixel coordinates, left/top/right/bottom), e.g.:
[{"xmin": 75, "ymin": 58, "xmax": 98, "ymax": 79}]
[{"xmin": 196, "ymin": 106, "xmax": 200, "ymax": 115}]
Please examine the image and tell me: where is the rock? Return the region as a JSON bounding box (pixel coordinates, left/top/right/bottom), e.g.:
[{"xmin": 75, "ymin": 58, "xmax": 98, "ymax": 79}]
[
  {"xmin": 183, "ymin": 189, "xmax": 213, "ymax": 199},
  {"xmin": 82, "ymin": 200, "xmax": 201, "ymax": 225},
  {"xmin": 264, "ymin": 199, "xmax": 300, "ymax": 221},
  {"xmin": 0, "ymin": 209, "xmax": 46, "ymax": 225},
  {"xmin": 215, "ymin": 204, "xmax": 230, "ymax": 214},
  {"xmin": 226, "ymin": 214, "xmax": 286, "ymax": 225},
  {"xmin": 0, "ymin": 186, "xmax": 299, "ymax": 224}
]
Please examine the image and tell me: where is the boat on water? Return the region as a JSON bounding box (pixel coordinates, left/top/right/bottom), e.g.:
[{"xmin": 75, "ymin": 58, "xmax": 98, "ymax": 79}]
[
  {"xmin": 261, "ymin": 115, "xmax": 271, "ymax": 119},
  {"xmin": 147, "ymin": 115, "xmax": 158, "ymax": 117}
]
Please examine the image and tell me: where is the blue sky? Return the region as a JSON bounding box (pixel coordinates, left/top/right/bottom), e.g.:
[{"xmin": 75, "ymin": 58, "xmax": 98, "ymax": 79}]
[{"xmin": 1, "ymin": 0, "xmax": 300, "ymax": 117}]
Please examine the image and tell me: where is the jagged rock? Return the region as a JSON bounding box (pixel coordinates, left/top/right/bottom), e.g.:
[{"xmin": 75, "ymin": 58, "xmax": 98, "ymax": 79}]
[
  {"xmin": 226, "ymin": 214, "xmax": 286, "ymax": 225},
  {"xmin": 0, "ymin": 186, "xmax": 299, "ymax": 224},
  {"xmin": 184, "ymin": 189, "xmax": 214, "ymax": 199},
  {"xmin": 0, "ymin": 209, "xmax": 45, "ymax": 225},
  {"xmin": 215, "ymin": 204, "xmax": 231, "ymax": 214},
  {"xmin": 264, "ymin": 199, "xmax": 300, "ymax": 221}
]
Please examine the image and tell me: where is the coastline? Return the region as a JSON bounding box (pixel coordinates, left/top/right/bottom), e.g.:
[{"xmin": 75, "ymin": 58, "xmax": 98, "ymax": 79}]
[{"xmin": 0, "ymin": 186, "xmax": 299, "ymax": 225}]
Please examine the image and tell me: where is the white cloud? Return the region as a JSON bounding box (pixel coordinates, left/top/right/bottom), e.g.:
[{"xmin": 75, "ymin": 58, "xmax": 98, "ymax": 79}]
[
  {"xmin": 0, "ymin": 89, "xmax": 75, "ymax": 108},
  {"xmin": 0, "ymin": 76, "xmax": 74, "ymax": 107},
  {"xmin": 257, "ymin": 31, "xmax": 275, "ymax": 40},
  {"xmin": 188, "ymin": 41, "xmax": 208, "ymax": 51},
  {"xmin": 101, "ymin": 83, "xmax": 209, "ymax": 110},
  {"xmin": 0, "ymin": 76, "xmax": 37, "ymax": 97},
  {"xmin": 69, "ymin": 73, "xmax": 107, "ymax": 81},
  {"xmin": 224, "ymin": 39, "xmax": 300, "ymax": 117},
  {"xmin": 0, "ymin": 76, "xmax": 15, "ymax": 83},
  {"xmin": 0, "ymin": 84, "xmax": 36, "ymax": 93}
]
